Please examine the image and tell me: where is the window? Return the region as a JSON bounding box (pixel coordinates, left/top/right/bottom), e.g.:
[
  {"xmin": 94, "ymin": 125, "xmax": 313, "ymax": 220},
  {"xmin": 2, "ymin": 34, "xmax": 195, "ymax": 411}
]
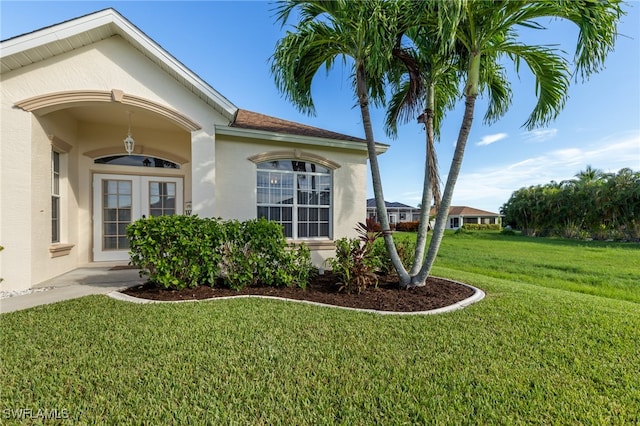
[
  {"xmin": 51, "ymin": 150, "xmax": 60, "ymax": 243},
  {"xmin": 450, "ymin": 217, "xmax": 460, "ymax": 228},
  {"xmin": 257, "ymin": 160, "xmax": 331, "ymax": 239},
  {"xmin": 94, "ymin": 155, "xmax": 179, "ymax": 169}
]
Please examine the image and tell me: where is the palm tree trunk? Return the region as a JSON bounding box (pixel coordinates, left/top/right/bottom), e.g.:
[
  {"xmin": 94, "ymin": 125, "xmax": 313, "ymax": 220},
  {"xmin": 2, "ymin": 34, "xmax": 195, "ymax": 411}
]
[
  {"xmin": 410, "ymin": 83, "xmax": 438, "ymax": 276},
  {"xmin": 356, "ymin": 63, "xmax": 410, "ymax": 285},
  {"xmin": 414, "ymin": 93, "xmax": 477, "ymax": 285}
]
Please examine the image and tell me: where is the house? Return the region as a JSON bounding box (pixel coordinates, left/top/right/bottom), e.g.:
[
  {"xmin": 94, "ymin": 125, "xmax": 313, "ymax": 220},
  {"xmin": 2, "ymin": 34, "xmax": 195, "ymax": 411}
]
[
  {"xmin": 366, "ymin": 199, "xmax": 421, "ymax": 224},
  {"xmin": 0, "ymin": 9, "xmax": 387, "ymax": 292},
  {"xmin": 429, "ymin": 206, "xmax": 502, "ymax": 230},
  {"xmin": 366, "ymin": 200, "xmax": 501, "ymax": 230}
]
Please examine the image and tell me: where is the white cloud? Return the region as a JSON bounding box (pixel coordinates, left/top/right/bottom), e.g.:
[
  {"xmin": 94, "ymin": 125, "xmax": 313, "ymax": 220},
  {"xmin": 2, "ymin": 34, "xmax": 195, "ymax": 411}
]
[
  {"xmin": 451, "ymin": 132, "xmax": 640, "ymax": 212},
  {"xmin": 476, "ymin": 132, "xmax": 508, "ymax": 146},
  {"xmin": 522, "ymin": 128, "xmax": 558, "ymax": 143}
]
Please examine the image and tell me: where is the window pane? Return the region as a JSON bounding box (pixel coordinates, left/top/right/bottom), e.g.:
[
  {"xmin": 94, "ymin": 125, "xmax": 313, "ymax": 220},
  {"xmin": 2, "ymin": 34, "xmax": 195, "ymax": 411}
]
[
  {"xmin": 118, "ymin": 195, "xmax": 132, "ymax": 208},
  {"xmin": 257, "ymin": 188, "xmax": 269, "ymax": 204},
  {"xmin": 119, "ymin": 181, "xmax": 132, "ymax": 194},
  {"xmin": 118, "ymin": 209, "xmax": 131, "ymax": 221},
  {"xmin": 319, "ymin": 223, "xmax": 329, "ymax": 237},
  {"xmin": 298, "ymin": 207, "xmax": 308, "ymax": 221},
  {"xmin": 257, "ymin": 206, "xmax": 269, "ymax": 218},
  {"xmin": 118, "ymin": 237, "xmax": 130, "ymax": 250},
  {"xmin": 298, "ymin": 223, "xmax": 308, "ymax": 238},
  {"xmin": 270, "ymin": 207, "xmax": 281, "ymax": 221},
  {"xmin": 104, "ymin": 223, "xmax": 117, "ymax": 235},
  {"xmin": 283, "ymin": 223, "xmax": 293, "ymax": 238},
  {"xmin": 282, "ymin": 207, "xmax": 292, "ymax": 221},
  {"xmin": 320, "ymin": 208, "xmax": 329, "ymax": 221},
  {"xmin": 104, "ymin": 237, "xmax": 117, "ymax": 250}
]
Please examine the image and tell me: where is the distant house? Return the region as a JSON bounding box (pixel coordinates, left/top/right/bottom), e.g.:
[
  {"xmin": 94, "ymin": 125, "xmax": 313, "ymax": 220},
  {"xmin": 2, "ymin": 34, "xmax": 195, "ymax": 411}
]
[
  {"xmin": 366, "ymin": 199, "xmax": 501, "ymax": 230},
  {"xmin": 366, "ymin": 199, "xmax": 421, "ymax": 224},
  {"xmin": 429, "ymin": 206, "xmax": 502, "ymax": 230}
]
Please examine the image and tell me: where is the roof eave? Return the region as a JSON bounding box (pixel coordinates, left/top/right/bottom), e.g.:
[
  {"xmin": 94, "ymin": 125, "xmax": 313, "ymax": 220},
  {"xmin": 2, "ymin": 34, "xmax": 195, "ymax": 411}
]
[{"xmin": 216, "ymin": 125, "xmax": 390, "ymax": 154}]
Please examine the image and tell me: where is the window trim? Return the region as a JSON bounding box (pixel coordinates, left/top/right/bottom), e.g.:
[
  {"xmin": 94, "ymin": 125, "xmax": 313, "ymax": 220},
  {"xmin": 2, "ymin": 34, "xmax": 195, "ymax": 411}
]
[
  {"xmin": 49, "ymin": 136, "xmax": 74, "ymax": 257},
  {"xmin": 51, "ymin": 150, "xmax": 61, "ymax": 244},
  {"xmin": 256, "ymin": 160, "xmax": 333, "ymax": 240}
]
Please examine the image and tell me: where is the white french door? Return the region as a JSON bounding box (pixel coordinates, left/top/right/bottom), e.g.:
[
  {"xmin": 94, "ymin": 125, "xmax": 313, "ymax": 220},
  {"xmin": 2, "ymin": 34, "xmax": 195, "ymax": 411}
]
[{"xmin": 93, "ymin": 174, "xmax": 183, "ymax": 261}]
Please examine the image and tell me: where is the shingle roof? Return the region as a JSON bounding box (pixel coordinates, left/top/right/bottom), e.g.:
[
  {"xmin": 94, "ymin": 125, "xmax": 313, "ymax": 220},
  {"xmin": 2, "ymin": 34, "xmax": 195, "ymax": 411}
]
[
  {"xmin": 232, "ymin": 109, "xmax": 367, "ymax": 143},
  {"xmin": 366, "ymin": 199, "xmax": 417, "ymax": 209},
  {"xmin": 429, "ymin": 206, "xmax": 500, "ymax": 216}
]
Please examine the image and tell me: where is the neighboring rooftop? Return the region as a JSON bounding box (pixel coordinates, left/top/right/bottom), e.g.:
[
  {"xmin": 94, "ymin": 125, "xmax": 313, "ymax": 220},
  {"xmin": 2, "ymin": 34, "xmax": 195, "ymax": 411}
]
[
  {"xmin": 429, "ymin": 206, "xmax": 500, "ymax": 216},
  {"xmin": 366, "ymin": 199, "xmax": 418, "ymax": 209}
]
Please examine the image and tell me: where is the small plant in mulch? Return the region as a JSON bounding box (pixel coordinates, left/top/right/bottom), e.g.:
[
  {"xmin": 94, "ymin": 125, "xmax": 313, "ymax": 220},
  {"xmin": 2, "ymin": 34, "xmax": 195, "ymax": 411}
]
[{"xmin": 326, "ymin": 219, "xmax": 382, "ymax": 294}]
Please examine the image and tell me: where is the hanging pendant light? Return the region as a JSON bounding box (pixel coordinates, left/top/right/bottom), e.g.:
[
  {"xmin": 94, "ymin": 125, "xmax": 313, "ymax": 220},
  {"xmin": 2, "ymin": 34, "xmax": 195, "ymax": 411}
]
[{"xmin": 123, "ymin": 111, "xmax": 135, "ymax": 155}]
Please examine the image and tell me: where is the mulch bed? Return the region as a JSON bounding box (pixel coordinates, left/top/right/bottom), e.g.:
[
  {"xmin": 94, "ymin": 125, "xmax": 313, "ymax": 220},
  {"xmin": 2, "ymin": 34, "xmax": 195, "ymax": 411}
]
[{"xmin": 122, "ymin": 272, "xmax": 476, "ymax": 312}]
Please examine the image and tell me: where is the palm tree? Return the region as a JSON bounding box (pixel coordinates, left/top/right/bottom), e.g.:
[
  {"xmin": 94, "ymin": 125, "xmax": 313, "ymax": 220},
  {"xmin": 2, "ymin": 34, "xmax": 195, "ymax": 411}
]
[
  {"xmin": 271, "ymin": 0, "xmax": 412, "ymax": 284},
  {"xmin": 383, "ymin": 21, "xmax": 461, "ymax": 275},
  {"xmin": 271, "ymin": 0, "xmax": 624, "ymax": 287},
  {"xmin": 417, "ymin": 0, "xmax": 624, "ymax": 280}
]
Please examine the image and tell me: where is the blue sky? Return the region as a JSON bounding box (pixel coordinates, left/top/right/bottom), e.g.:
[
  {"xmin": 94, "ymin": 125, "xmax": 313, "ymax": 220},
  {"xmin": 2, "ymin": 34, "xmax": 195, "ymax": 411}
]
[{"xmin": 2, "ymin": 1, "xmax": 639, "ymax": 213}]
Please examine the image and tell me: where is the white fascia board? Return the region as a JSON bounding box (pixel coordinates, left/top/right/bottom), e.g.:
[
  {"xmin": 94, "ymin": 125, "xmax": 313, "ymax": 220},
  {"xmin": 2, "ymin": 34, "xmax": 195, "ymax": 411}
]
[{"xmin": 216, "ymin": 125, "xmax": 390, "ymax": 154}]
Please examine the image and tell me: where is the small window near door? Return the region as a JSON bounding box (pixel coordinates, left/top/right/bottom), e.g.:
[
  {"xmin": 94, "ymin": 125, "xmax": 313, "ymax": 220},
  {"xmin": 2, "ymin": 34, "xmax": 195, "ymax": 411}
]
[{"xmin": 51, "ymin": 150, "xmax": 60, "ymax": 243}]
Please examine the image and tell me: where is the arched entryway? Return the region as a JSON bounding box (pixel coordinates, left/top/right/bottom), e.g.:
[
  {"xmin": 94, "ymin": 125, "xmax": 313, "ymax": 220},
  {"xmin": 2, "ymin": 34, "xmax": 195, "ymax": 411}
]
[{"xmin": 16, "ymin": 89, "xmax": 199, "ymax": 263}]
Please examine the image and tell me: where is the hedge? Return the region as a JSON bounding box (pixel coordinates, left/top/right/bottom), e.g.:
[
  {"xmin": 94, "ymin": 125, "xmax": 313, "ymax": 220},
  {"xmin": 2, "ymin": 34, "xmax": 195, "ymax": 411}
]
[{"xmin": 127, "ymin": 216, "xmax": 313, "ymax": 291}]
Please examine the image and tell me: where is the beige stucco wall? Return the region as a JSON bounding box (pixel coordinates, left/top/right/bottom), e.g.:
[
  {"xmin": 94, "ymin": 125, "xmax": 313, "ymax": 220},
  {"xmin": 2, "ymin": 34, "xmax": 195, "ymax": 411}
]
[
  {"xmin": 1, "ymin": 36, "xmax": 224, "ymax": 291},
  {"xmin": 1, "ymin": 34, "xmax": 371, "ymax": 290},
  {"xmin": 215, "ymin": 135, "xmax": 368, "ymax": 266}
]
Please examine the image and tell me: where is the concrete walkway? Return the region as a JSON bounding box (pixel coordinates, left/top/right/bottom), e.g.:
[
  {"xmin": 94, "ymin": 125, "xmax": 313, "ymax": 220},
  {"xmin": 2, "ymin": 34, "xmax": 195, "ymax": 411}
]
[{"xmin": 0, "ymin": 267, "xmax": 145, "ymax": 314}]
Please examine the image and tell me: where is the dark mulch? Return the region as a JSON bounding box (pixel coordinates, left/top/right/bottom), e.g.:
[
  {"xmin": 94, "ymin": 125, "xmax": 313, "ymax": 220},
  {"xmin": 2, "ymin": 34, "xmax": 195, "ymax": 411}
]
[{"xmin": 122, "ymin": 272, "xmax": 476, "ymax": 312}]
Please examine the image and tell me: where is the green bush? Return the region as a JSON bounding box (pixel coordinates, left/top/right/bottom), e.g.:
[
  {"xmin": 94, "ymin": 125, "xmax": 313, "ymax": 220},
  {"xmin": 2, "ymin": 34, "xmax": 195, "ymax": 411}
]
[
  {"xmin": 460, "ymin": 223, "xmax": 501, "ymax": 231},
  {"xmin": 127, "ymin": 216, "xmax": 312, "ymax": 291},
  {"xmin": 395, "ymin": 221, "xmax": 420, "ymax": 232},
  {"xmin": 326, "ymin": 238, "xmax": 378, "ymax": 293},
  {"xmin": 371, "ymin": 237, "xmax": 416, "ymax": 275}
]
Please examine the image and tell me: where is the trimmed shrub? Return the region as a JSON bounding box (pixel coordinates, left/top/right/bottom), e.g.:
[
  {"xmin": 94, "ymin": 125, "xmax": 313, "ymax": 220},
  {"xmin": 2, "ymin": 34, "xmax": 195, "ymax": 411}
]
[
  {"xmin": 128, "ymin": 215, "xmax": 222, "ymax": 290},
  {"xmin": 395, "ymin": 221, "xmax": 420, "ymax": 232},
  {"xmin": 460, "ymin": 223, "xmax": 501, "ymax": 231},
  {"xmin": 127, "ymin": 216, "xmax": 313, "ymax": 291}
]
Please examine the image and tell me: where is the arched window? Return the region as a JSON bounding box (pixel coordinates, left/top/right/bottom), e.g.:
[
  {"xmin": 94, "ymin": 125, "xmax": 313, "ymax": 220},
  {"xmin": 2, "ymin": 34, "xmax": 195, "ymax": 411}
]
[
  {"xmin": 94, "ymin": 155, "xmax": 179, "ymax": 169},
  {"xmin": 257, "ymin": 160, "xmax": 331, "ymax": 239}
]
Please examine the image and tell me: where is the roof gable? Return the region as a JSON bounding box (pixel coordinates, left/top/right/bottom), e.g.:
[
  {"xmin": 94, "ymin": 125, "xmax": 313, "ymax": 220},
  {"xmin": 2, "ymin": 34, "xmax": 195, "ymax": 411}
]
[{"xmin": 0, "ymin": 8, "xmax": 237, "ymax": 121}]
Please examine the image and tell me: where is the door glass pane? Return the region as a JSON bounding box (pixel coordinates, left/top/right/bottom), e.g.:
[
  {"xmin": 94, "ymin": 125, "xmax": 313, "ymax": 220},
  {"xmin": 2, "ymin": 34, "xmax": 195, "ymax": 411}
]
[
  {"xmin": 102, "ymin": 179, "xmax": 132, "ymax": 251},
  {"xmin": 148, "ymin": 182, "xmax": 176, "ymax": 217}
]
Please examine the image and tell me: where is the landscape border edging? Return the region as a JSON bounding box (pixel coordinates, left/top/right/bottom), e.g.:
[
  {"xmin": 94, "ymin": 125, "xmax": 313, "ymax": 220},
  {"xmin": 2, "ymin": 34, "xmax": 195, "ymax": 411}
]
[{"xmin": 107, "ymin": 278, "xmax": 485, "ymax": 316}]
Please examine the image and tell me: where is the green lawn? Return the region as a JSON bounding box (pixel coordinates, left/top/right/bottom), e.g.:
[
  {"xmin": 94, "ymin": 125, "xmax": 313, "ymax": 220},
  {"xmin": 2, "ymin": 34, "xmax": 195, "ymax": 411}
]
[{"xmin": 1, "ymin": 233, "xmax": 639, "ymax": 424}]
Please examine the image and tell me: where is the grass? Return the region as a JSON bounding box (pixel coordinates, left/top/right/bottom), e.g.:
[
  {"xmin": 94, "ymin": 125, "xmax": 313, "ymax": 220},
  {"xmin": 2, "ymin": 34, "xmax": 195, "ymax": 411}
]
[
  {"xmin": 1, "ymin": 233, "xmax": 639, "ymax": 424},
  {"xmin": 398, "ymin": 230, "xmax": 640, "ymax": 303}
]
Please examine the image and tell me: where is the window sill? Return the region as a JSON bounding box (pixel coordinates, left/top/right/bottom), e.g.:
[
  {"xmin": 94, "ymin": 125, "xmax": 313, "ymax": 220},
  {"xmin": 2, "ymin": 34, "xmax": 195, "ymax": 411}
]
[
  {"xmin": 290, "ymin": 240, "xmax": 335, "ymax": 250},
  {"xmin": 49, "ymin": 243, "xmax": 75, "ymax": 258}
]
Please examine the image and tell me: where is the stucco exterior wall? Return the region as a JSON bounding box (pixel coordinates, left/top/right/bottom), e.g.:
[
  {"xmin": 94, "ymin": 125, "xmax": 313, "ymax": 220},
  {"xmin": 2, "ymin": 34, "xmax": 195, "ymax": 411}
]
[
  {"xmin": 214, "ymin": 135, "xmax": 368, "ymax": 266},
  {"xmin": 1, "ymin": 36, "xmax": 223, "ymax": 291}
]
